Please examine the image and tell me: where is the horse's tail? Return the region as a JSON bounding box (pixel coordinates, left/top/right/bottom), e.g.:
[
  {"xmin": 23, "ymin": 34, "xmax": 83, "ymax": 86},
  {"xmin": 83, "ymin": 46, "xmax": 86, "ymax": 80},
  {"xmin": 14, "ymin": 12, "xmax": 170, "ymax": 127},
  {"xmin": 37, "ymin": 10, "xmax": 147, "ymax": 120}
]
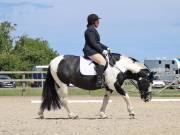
[{"xmin": 40, "ymin": 66, "xmax": 61, "ymax": 111}]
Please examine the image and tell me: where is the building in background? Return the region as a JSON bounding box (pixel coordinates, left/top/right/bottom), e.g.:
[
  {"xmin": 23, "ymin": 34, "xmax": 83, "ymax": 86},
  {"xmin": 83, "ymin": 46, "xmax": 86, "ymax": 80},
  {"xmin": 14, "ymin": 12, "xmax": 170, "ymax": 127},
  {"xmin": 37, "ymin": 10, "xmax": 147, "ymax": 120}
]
[{"xmin": 144, "ymin": 58, "xmax": 180, "ymax": 84}]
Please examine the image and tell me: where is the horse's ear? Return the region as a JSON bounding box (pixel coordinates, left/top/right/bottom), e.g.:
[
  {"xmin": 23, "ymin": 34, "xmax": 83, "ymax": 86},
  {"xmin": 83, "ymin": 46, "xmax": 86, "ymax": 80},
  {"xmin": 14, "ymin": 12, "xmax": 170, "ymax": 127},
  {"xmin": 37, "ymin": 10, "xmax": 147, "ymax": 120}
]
[
  {"xmin": 153, "ymin": 71, "xmax": 157, "ymax": 75},
  {"xmin": 149, "ymin": 71, "xmax": 156, "ymax": 76},
  {"xmin": 148, "ymin": 71, "xmax": 156, "ymax": 82}
]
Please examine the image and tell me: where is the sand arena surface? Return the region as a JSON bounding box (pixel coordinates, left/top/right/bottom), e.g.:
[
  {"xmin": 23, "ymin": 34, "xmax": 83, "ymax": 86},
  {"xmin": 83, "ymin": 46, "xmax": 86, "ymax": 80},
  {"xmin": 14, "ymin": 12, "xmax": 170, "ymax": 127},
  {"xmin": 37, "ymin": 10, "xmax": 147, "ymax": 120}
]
[{"xmin": 0, "ymin": 96, "xmax": 180, "ymax": 135}]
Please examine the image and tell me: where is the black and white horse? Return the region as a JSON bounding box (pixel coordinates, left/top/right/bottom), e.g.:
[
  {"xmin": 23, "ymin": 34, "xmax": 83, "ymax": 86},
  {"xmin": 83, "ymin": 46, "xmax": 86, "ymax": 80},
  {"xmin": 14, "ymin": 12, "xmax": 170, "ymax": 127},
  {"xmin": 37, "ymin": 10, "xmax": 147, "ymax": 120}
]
[{"xmin": 38, "ymin": 53, "xmax": 153, "ymax": 119}]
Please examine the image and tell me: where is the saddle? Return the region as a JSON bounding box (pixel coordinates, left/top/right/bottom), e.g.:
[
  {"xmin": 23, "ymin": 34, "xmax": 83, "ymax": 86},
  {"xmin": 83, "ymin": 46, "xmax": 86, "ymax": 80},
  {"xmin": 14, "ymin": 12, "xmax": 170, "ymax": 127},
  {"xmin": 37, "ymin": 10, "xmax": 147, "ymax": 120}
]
[{"xmin": 80, "ymin": 54, "xmax": 116, "ymax": 76}]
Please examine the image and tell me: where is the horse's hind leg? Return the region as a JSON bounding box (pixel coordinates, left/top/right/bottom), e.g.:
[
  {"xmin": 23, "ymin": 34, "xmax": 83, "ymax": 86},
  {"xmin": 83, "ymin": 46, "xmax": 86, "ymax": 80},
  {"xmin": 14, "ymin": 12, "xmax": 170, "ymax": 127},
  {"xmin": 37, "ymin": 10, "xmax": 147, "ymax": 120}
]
[
  {"xmin": 50, "ymin": 68, "xmax": 78, "ymax": 119},
  {"xmin": 38, "ymin": 108, "xmax": 44, "ymax": 119},
  {"xmin": 56, "ymin": 82, "xmax": 78, "ymax": 119}
]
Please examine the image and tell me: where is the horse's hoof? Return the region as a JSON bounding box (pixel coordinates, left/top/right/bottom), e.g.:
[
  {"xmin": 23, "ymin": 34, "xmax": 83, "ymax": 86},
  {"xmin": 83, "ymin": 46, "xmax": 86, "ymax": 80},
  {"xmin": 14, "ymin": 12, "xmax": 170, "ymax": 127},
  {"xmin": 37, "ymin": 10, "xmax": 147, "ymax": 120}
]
[
  {"xmin": 129, "ymin": 113, "xmax": 135, "ymax": 119},
  {"xmin": 68, "ymin": 113, "xmax": 79, "ymax": 119},
  {"xmin": 39, "ymin": 115, "xmax": 44, "ymax": 119},
  {"xmin": 99, "ymin": 112, "xmax": 108, "ymax": 119},
  {"xmin": 69, "ymin": 115, "xmax": 79, "ymax": 119},
  {"xmin": 38, "ymin": 112, "xmax": 44, "ymax": 119}
]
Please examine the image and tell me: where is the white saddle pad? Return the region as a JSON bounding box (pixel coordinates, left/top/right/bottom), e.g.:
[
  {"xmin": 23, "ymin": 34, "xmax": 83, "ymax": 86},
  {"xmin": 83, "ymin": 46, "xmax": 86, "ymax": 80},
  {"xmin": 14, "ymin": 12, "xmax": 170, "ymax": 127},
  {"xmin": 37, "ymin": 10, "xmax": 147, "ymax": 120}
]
[{"xmin": 80, "ymin": 57, "xmax": 96, "ymax": 75}]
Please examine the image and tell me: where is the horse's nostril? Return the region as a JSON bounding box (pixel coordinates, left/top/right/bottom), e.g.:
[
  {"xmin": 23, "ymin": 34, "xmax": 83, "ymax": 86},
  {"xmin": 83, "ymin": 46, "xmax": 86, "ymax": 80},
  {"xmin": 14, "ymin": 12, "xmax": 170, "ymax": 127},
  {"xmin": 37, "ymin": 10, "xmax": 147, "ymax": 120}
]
[{"xmin": 145, "ymin": 99, "xmax": 149, "ymax": 102}]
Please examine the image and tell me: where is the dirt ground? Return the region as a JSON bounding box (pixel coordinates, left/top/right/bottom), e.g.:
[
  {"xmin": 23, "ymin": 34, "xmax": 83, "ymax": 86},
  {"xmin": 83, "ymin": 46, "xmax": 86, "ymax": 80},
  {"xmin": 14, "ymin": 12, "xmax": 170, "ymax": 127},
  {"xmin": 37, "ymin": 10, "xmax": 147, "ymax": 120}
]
[{"xmin": 0, "ymin": 96, "xmax": 180, "ymax": 135}]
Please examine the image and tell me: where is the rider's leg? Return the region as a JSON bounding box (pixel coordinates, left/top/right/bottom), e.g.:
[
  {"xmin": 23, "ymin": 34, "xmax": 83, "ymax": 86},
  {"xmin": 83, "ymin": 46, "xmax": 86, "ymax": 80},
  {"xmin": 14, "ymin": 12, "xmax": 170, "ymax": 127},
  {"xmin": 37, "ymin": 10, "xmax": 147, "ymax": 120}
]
[
  {"xmin": 89, "ymin": 53, "xmax": 106, "ymax": 66},
  {"xmin": 89, "ymin": 54, "xmax": 106, "ymax": 87},
  {"xmin": 95, "ymin": 65, "xmax": 105, "ymax": 86}
]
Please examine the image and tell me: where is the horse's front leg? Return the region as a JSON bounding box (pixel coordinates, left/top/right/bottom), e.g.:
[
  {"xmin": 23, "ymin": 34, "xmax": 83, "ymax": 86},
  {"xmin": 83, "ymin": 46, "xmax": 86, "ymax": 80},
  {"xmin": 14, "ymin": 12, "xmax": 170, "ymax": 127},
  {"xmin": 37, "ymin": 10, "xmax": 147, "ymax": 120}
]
[
  {"xmin": 99, "ymin": 89, "xmax": 113, "ymax": 118},
  {"xmin": 122, "ymin": 93, "xmax": 135, "ymax": 119},
  {"xmin": 115, "ymin": 81, "xmax": 135, "ymax": 119}
]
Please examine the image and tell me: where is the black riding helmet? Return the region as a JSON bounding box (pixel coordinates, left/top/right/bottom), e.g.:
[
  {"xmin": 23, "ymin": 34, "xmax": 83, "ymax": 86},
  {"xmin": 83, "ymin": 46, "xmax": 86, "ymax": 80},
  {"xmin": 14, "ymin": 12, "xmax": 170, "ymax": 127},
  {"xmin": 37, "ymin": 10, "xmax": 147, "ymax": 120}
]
[{"xmin": 87, "ymin": 14, "xmax": 101, "ymax": 25}]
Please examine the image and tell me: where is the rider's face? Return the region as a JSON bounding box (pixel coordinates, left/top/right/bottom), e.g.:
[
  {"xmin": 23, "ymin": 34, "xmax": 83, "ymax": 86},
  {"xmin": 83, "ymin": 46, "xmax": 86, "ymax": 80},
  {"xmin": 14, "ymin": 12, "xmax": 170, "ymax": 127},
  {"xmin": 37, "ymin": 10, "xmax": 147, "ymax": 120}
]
[{"xmin": 94, "ymin": 20, "xmax": 99, "ymax": 28}]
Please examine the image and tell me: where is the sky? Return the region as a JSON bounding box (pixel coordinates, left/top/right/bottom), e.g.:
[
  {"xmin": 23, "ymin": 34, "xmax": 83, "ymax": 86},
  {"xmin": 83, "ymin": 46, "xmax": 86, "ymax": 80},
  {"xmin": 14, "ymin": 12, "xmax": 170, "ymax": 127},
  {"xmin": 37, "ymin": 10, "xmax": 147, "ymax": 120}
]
[{"xmin": 0, "ymin": 0, "xmax": 180, "ymax": 61}]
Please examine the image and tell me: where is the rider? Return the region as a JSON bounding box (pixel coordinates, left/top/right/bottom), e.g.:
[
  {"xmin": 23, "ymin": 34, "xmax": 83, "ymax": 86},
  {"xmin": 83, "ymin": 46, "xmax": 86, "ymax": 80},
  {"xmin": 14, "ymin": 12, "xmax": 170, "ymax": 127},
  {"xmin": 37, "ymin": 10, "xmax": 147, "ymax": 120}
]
[{"xmin": 83, "ymin": 14, "xmax": 111, "ymax": 87}]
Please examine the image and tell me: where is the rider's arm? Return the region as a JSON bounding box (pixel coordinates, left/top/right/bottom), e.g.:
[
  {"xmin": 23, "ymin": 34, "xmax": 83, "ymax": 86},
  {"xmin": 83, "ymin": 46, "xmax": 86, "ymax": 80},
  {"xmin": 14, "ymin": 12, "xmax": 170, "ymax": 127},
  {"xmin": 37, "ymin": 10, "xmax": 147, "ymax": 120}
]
[
  {"xmin": 86, "ymin": 30, "xmax": 104, "ymax": 53},
  {"xmin": 100, "ymin": 43, "xmax": 108, "ymax": 50}
]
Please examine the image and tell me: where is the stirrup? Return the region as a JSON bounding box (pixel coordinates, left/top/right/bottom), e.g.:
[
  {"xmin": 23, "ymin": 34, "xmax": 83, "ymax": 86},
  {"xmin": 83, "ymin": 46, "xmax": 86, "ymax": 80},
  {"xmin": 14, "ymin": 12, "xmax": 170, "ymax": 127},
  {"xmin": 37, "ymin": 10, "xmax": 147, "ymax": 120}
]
[
  {"xmin": 96, "ymin": 76, "xmax": 105, "ymax": 88},
  {"xmin": 96, "ymin": 82, "xmax": 104, "ymax": 88}
]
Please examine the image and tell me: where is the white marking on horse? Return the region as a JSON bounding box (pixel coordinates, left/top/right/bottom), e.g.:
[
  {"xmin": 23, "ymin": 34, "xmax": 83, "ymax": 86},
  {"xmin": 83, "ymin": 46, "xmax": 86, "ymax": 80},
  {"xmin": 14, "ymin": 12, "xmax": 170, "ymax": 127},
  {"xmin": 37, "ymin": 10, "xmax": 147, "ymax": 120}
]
[
  {"xmin": 115, "ymin": 56, "xmax": 147, "ymax": 74},
  {"xmin": 50, "ymin": 55, "xmax": 64, "ymax": 87},
  {"xmin": 105, "ymin": 66, "xmax": 120, "ymax": 90}
]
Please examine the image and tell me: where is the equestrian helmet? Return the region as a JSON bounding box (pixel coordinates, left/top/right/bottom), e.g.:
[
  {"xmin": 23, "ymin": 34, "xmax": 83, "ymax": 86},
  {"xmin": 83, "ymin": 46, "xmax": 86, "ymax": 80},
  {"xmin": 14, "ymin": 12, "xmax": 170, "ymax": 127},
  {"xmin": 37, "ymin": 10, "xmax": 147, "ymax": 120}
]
[{"xmin": 87, "ymin": 14, "xmax": 101, "ymax": 24}]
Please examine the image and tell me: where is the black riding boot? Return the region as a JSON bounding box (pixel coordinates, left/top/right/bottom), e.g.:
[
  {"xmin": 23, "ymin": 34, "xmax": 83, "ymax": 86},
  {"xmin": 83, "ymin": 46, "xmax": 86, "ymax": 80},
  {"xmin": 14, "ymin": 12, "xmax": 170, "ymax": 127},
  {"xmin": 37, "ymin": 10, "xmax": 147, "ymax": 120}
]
[{"xmin": 95, "ymin": 65, "xmax": 105, "ymax": 87}]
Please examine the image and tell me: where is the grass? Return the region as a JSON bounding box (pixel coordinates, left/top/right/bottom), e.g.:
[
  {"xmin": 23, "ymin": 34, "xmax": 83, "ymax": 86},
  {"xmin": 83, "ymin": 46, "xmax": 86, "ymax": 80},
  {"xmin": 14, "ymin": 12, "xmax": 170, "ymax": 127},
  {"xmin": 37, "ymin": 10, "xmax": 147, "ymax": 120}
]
[
  {"xmin": 0, "ymin": 88, "xmax": 42, "ymax": 96},
  {"xmin": 0, "ymin": 85, "xmax": 179, "ymax": 97}
]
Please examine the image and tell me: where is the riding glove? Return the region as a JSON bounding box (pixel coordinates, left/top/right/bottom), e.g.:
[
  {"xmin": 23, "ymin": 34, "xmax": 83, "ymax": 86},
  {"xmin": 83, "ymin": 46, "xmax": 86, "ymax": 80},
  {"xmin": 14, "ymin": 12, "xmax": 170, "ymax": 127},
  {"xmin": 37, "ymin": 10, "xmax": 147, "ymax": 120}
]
[{"xmin": 102, "ymin": 50, "xmax": 108, "ymax": 55}]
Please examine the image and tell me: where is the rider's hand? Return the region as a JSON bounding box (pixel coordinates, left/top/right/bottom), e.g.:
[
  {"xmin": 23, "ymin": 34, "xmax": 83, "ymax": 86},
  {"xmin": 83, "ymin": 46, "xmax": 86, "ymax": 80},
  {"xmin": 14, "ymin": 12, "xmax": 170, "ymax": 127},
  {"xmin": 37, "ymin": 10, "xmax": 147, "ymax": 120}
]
[
  {"xmin": 102, "ymin": 50, "xmax": 108, "ymax": 55},
  {"xmin": 107, "ymin": 48, "xmax": 112, "ymax": 53}
]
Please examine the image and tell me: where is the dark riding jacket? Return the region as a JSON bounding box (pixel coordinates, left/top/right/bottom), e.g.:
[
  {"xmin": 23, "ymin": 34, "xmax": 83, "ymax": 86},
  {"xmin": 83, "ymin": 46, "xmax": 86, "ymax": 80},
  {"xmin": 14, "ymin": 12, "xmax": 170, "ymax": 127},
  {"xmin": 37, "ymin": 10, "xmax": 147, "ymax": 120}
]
[{"xmin": 83, "ymin": 25, "xmax": 108, "ymax": 56}]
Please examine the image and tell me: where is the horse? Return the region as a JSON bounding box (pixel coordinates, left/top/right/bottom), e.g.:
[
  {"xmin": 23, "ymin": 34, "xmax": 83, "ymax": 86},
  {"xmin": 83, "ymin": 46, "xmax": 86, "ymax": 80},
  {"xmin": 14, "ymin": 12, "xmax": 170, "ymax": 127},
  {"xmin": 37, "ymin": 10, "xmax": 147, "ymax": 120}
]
[{"xmin": 38, "ymin": 53, "xmax": 153, "ymax": 119}]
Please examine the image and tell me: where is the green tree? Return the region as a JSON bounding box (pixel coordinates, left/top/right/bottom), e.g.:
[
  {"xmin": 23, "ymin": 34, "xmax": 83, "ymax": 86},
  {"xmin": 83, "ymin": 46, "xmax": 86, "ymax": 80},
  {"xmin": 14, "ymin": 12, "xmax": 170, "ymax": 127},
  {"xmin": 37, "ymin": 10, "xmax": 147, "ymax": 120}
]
[
  {"xmin": 0, "ymin": 21, "xmax": 16, "ymax": 54},
  {"xmin": 0, "ymin": 21, "xmax": 59, "ymax": 71},
  {"xmin": 13, "ymin": 35, "xmax": 59, "ymax": 70},
  {"xmin": 0, "ymin": 53, "xmax": 23, "ymax": 71}
]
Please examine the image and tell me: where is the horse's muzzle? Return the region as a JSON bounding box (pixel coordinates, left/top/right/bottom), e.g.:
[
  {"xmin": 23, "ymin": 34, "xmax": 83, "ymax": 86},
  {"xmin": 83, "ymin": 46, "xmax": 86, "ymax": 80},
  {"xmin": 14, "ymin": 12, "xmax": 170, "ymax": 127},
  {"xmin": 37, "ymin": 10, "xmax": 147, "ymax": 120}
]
[{"xmin": 142, "ymin": 92, "xmax": 152, "ymax": 102}]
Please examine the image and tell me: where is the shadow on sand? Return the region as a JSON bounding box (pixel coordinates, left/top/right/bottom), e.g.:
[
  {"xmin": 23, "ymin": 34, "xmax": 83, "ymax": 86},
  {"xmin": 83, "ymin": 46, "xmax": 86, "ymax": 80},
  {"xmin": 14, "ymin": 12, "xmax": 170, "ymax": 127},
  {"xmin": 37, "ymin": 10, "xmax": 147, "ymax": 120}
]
[
  {"xmin": 35, "ymin": 117, "xmax": 135, "ymax": 120},
  {"xmin": 35, "ymin": 117, "xmax": 112, "ymax": 120}
]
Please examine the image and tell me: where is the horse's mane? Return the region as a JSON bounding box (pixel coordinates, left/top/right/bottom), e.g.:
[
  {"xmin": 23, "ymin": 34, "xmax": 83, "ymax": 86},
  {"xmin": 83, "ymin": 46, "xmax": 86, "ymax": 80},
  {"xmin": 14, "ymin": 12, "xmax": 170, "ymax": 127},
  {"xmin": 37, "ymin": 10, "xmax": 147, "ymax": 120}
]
[
  {"xmin": 129, "ymin": 57, "xmax": 139, "ymax": 63},
  {"xmin": 111, "ymin": 53, "xmax": 150, "ymax": 73},
  {"xmin": 111, "ymin": 53, "xmax": 121, "ymax": 61},
  {"xmin": 111, "ymin": 53, "xmax": 139, "ymax": 63}
]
